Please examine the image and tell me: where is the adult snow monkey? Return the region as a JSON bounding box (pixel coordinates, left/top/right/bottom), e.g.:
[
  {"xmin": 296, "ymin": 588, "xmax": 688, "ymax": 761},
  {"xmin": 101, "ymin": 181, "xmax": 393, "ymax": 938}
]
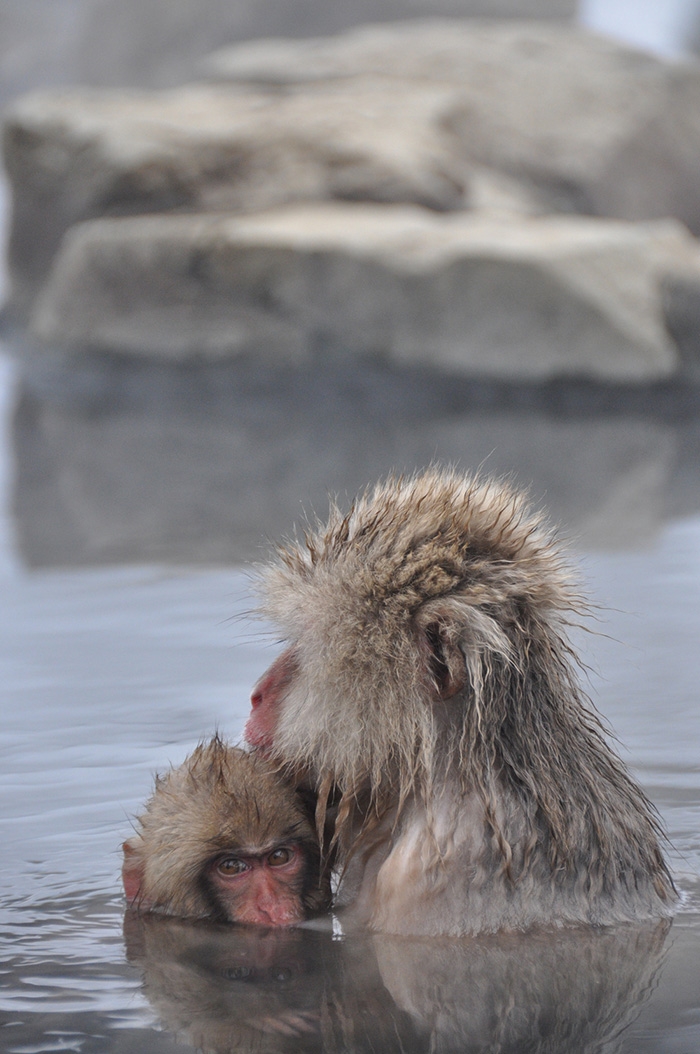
[{"xmin": 245, "ymin": 468, "xmax": 675, "ymax": 936}]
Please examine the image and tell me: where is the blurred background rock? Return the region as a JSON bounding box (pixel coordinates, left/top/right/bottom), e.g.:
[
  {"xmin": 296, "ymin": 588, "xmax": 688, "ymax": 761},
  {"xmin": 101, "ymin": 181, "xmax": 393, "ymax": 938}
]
[
  {"xmin": 2, "ymin": 0, "xmax": 700, "ymax": 118},
  {"xmin": 0, "ymin": 0, "xmax": 574, "ymax": 112},
  {"xmin": 4, "ymin": 0, "xmax": 700, "ymax": 565}
]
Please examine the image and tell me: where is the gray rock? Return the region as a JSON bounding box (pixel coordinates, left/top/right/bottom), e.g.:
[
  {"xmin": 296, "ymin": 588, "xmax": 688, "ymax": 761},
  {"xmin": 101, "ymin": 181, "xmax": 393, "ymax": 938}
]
[
  {"xmin": 0, "ymin": 0, "xmax": 574, "ymax": 112},
  {"xmin": 10, "ymin": 20, "xmax": 700, "ymax": 326},
  {"xmin": 2, "ymin": 81, "xmax": 471, "ymax": 321},
  {"xmin": 662, "ymin": 275, "xmax": 700, "ymax": 375},
  {"xmin": 31, "ymin": 204, "xmax": 699, "ymax": 381},
  {"xmin": 206, "ymin": 20, "xmax": 700, "ymax": 229}
]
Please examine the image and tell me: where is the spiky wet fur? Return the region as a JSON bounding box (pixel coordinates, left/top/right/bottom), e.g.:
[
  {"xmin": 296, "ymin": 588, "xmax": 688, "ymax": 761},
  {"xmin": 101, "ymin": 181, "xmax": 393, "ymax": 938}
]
[
  {"xmin": 124, "ymin": 737, "xmax": 329, "ymax": 920},
  {"xmin": 258, "ymin": 468, "xmax": 676, "ymax": 935}
]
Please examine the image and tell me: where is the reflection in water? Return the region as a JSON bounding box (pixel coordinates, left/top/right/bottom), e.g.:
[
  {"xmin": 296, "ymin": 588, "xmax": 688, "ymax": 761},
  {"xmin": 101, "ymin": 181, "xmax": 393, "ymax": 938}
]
[
  {"xmin": 375, "ymin": 925, "xmax": 670, "ymax": 1054},
  {"xmin": 1, "ymin": 346, "xmax": 699, "ymax": 1051},
  {"xmin": 124, "ymin": 912, "xmax": 670, "ymax": 1054},
  {"xmin": 11, "ymin": 352, "xmax": 700, "ymax": 567},
  {"xmin": 123, "ymin": 913, "xmax": 416, "ymax": 1053}
]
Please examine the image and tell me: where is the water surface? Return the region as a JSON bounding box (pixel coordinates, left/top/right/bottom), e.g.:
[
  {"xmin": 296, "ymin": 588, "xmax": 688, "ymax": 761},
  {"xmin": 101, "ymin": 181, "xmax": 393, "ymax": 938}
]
[{"xmin": 1, "ymin": 349, "xmax": 699, "ymax": 1053}]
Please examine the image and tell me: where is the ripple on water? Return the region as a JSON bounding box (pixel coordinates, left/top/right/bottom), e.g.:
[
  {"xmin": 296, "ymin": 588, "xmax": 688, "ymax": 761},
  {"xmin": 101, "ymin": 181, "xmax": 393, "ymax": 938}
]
[{"xmin": 1, "ymin": 357, "xmax": 699, "ymax": 1048}]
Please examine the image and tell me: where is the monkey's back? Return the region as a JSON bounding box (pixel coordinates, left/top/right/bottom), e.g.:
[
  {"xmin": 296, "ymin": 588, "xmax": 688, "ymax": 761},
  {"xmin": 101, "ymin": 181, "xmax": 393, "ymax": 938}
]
[{"xmin": 255, "ymin": 469, "xmax": 676, "ymax": 934}]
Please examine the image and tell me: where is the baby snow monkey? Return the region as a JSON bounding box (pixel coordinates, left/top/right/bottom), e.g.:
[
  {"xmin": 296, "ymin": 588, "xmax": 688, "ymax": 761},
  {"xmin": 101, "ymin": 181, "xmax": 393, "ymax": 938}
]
[{"xmin": 122, "ymin": 737, "xmax": 330, "ymax": 927}]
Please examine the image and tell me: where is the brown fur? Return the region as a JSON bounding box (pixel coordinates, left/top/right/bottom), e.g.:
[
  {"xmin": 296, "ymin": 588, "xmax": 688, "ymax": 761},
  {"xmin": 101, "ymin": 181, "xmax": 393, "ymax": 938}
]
[
  {"xmin": 123, "ymin": 737, "xmax": 330, "ymax": 920},
  {"xmin": 254, "ymin": 468, "xmax": 676, "ymax": 935}
]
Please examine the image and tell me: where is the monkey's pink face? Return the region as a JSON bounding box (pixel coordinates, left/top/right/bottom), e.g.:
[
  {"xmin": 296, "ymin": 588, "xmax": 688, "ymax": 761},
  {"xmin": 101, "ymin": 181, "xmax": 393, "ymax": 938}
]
[
  {"xmin": 209, "ymin": 844, "xmax": 306, "ymax": 927},
  {"xmin": 245, "ymin": 648, "xmax": 299, "ymax": 752},
  {"xmin": 122, "ymin": 842, "xmax": 307, "ymax": 927}
]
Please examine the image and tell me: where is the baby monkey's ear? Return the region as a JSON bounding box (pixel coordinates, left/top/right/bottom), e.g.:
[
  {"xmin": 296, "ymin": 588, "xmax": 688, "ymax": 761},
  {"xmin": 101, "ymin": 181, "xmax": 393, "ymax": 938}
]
[{"xmin": 122, "ymin": 840, "xmax": 145, "ymax": 905}]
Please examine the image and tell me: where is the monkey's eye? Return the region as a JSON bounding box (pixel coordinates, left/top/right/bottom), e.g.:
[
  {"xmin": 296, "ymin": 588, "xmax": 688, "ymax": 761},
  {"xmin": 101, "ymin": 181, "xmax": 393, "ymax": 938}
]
[
  {"xmin": 220, "ymin": 965, "xmax": 253, "ymax": 982},
  {"xmin": 267, "ymin": 847, "xmax": 294, "ymax": 867},
  {"xmin": 216, "ymin": 856, "xmax": 249, "ymax": 876}
]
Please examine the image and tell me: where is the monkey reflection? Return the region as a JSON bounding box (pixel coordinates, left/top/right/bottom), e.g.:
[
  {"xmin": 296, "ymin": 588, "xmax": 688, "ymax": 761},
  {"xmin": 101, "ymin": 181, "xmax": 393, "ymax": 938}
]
[
  {"xmin": 123, "ymin": 912, "xmax": 416, "ymax": 1054},
  {"xmin": 124, "ymin": 910, "xmax": 670, "ymax": 1054},
  {"xmin": 122, "ymin": 737, "xmax": 330, "ymax": 926},
  {"xmin": 124, "ymin": 913, "xmax": 324, "ymax": 1050},
  {"xmin": 375, "ymin": 921, "xmax": 670, "ymax": 1053}
]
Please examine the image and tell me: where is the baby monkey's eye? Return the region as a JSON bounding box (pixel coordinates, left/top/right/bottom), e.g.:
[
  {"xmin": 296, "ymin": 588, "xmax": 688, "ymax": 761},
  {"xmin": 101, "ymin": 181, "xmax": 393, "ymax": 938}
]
[
  {"xmin": 217, "ymin": 857, "xmax": 249, "ymax": 876},
  {"xmin": 267, "ymin": 847, "xmax": 294, "ymax": 867}
]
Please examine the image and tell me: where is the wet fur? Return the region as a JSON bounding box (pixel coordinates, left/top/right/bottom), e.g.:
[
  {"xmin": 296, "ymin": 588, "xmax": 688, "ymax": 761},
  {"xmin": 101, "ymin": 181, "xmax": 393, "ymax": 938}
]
[
  {"xmin": 257, "ymin": 468, "xmax": 676, "ymax": 935},
  {"xmin": 123, "ymin": 737, "xmax": 329, "ymax": 920}
]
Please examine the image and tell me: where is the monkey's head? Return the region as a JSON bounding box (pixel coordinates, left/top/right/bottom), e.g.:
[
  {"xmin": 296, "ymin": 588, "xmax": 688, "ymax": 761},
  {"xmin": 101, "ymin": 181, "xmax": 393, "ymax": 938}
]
[
  {"xmin": 247, "ymin": 468, "xmax": 582, "ymax": 816},
  {"xmin": 122, "ymin": 738, "xmax": 329, "ymax": 925}
]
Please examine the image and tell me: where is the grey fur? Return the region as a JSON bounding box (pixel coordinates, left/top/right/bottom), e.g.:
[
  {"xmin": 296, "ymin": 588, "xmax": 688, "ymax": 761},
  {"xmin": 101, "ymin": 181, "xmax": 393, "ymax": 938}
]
[{"xmin": 257, "ymin": 468, "xmax": 676, "ymax": 935}]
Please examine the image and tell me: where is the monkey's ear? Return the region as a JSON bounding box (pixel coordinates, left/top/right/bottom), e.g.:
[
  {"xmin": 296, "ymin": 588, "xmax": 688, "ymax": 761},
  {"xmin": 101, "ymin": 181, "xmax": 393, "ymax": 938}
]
[
  {"xmin": 122, "ymin": 841, "xmax": 144, "ymax": 905},
  {"xmin": 423, "ymin": 622, "xmax": 467, "ymax": 700}
]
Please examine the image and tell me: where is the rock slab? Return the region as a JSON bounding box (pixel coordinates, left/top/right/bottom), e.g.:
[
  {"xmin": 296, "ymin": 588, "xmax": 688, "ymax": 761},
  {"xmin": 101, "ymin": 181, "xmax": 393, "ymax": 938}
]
[
  {"xmin": 2, "ymin": 81, "xmax": 467, "ymax": 321},
  {"xmin": 8, "ymin": 21, "xmax": 700, "ymax": 325},
  {"xmin": 206, "ymin": 20, "xmax": 700, "ymax": 230},
  {"xmin": 32, "ymin": 204, "xmax": 699, "ymax": 381},
  {"xmin": 0, "ymin": 0, "xmax": 575, "ymax": 111}
]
